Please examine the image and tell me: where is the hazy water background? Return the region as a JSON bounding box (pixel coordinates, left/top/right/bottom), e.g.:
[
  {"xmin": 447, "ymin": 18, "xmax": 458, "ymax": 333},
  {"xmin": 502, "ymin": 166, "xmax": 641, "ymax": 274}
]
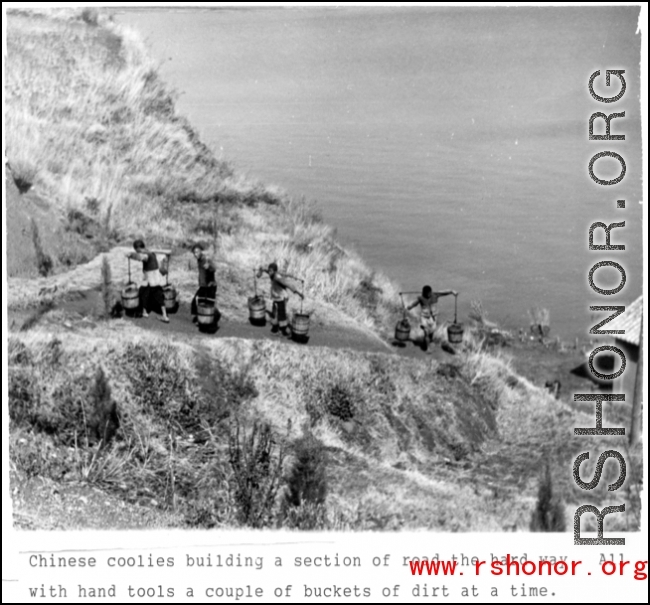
[{"xmin": 119, "ymin": 6, "xmax": 643, "ymax": 339}]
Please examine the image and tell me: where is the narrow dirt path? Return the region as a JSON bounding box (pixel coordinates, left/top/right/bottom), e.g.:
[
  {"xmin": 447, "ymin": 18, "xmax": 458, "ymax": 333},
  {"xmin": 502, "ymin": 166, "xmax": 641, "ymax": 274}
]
[
  {"xmin": 125, "ymin": 306, "xmax": 452, "ymax": 360},
  {"xmin": 7, "ymin": 243, "xmax": 457, "ymax": 361},
  {"xmin": 12, "ymin": 287, "xmax": 454, "ymax": 362}
]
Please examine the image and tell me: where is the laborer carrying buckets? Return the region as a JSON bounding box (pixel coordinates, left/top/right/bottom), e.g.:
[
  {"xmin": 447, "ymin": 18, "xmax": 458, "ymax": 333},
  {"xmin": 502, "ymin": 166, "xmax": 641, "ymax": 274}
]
[
  {"xmin": 256, "ymin": 262, "xmax": 304, "ymax": 337},
  {"xmin": 126, "ymin": 239, "xmax": 170, "ymax": 323},
  {"xmin": 190, "ymin": 243, "xmax": 218, "ymax": 324},
  {"xmin": 405, "ymin": 285, "xmax": 457, "ymax": 352}
]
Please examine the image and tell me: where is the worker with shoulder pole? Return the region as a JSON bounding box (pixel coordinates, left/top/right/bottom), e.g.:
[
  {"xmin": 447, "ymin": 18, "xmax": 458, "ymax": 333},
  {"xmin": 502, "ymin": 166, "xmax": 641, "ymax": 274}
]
[
  {"xmin": 126, "ymin": 239, "xmax": 170, "ymax": 323},
  {"xmin": 405, "ymin": 285, "xmax": 457, "ymax": 351},
  {"xmin": 190, "ymin": 243, "xmax": 218, "ymax": 324},
  {"xmin": 256, "ymin": 262, "xmax": 303, "ymax": 336}
]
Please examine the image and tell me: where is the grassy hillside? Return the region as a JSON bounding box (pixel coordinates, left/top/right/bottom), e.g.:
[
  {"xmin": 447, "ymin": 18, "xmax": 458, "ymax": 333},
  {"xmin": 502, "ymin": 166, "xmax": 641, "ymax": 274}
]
[
  {"xmin": 5, "ymin": 8, "xmax": 643, "ymax": 531},
  {"xmin": 5, "ymin": 7, "xmax": 400, "ymax": 333},
  {"xmin": 8, "ymin": 323, "xmax": 641, "ymax": 531}
]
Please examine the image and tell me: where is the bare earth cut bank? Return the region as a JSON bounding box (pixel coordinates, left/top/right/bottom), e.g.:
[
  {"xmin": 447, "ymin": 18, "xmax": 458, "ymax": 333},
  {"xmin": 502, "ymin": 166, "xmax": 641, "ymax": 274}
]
[{"xmin": 5, "ymin": 8, "xmax": 642, "ymax": 531}]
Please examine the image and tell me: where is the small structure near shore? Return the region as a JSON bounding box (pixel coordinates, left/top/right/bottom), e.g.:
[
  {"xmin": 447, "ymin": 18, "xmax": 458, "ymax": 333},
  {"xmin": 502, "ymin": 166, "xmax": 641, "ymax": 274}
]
[{"xmin": 571, "ymin": 295, "xmax": 642, "ymax": 395}]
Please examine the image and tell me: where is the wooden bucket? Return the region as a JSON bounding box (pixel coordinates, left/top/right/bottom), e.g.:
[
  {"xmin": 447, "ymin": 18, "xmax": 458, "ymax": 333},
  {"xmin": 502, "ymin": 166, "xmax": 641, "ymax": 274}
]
[
  {"xmin": 163, "ymin": 285, "xmax": 177, "ymax": 310},
  {"xmin": 197, "ymin": 300, "xmax": 217, "ymax": 326},
  {"xmin": 447, "ymin": 322, "xmax": 464, "ymax": 344},
  {"xmin": 248, "ymin": 295, "xmax": 266, "ymax": 321},
  {"xmin": 291, "ymin": 313, "xmax": 311, "ymax": 341},
  {"xmin": 395, "ymin": 318, "xmax": 411, "ymax": 342},
  {"xmin": 121, "ymin": 283, "xmax": 140, "ymax": 310}
]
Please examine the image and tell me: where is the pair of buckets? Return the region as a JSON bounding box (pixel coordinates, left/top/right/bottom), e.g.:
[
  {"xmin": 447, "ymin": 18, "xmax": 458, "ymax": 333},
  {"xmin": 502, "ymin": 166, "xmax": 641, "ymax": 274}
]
[
  {"xmin": 121, "ymin": 283, "xmax": 178, "ymax": 314},
  {"xmin": 394, "ymin": 292, "xmax": 464, "ymax": 346},
  {"xmin": 121, "ymin": 254, "xmax": 178, "ymax": 315},
  {"xmin": 393, "ymin": 317, "xmax": 464, "ymax": 344},
  {"xmin": 248, "ymin": 294, "xmax": 310, "ymax": 342}
]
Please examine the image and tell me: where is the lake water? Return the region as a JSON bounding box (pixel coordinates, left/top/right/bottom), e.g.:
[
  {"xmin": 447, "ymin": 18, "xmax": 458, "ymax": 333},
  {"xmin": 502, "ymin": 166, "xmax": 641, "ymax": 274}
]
[{"xmin": 119, "ymin": 6, "xmax": 643, "ymax": 339}]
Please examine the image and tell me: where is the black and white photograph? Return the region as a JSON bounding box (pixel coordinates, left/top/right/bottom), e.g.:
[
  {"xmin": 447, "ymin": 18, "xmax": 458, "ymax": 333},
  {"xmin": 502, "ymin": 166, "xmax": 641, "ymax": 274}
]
[{"xmin": 3, "ymin": 2, "xmax": 647, "ymax": 601}]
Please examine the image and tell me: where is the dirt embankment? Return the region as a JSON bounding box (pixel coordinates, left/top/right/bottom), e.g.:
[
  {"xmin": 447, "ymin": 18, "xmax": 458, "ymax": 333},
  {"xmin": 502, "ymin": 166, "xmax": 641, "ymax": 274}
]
[
  {"xmin": 5, "ymin": 166, "xmax": 97, "ymax": 279},
  {"xmin": 6, "ymin": 169, "xmax": 58, "ymax": 278}
]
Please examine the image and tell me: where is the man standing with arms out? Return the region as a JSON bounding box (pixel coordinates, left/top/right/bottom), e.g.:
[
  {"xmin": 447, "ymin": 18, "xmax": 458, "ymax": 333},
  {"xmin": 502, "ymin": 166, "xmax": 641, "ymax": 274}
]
[
  {"xmin": 127, "ymin": 239, "xmax": 170, "ymax": 323},
  {"xmin": 406, "ymin": 285, "xmax": 457, "ymax": 351},
  {"xmin": 190, "ymin": 243, "xmax": 218, "ymax": 324},
  {"xmin": 257, "ymin": 262, "xmax": 303, "ymax": 336}
]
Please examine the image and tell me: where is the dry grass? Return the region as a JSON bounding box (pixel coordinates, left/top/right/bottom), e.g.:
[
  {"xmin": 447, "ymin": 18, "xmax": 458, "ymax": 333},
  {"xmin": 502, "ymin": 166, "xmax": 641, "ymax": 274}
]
[
  {"xmin": 9, "ymin": 328, "xmax": 640, "ymax": 531},
  {"xmin": 7, "ymin": 331, "xmax": 486, "ymax": 529},
  {"xmin": 6, "ymin": 10, "xmax": 233, "ymax": 245},
  {"xmin": 6, "ymin": 8, "xmax": 401, "ymax": 333},
  {"xmin": 215, "ymin": 201, "xmax": 401, "ymax": 331},
  {"xmin": 469, "ymin": 298, "xmax": 492, "ymax": 326}
]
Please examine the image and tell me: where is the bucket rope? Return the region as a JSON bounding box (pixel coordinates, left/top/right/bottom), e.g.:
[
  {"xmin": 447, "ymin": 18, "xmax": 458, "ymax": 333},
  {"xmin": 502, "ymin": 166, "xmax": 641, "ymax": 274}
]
[
  {"xmin": 299, "ymin": 279, "xmax": 305, "ymax": 314},
  {"xmin": 399, "ymin": 292, "xmax": 407, "ymax": 321}
]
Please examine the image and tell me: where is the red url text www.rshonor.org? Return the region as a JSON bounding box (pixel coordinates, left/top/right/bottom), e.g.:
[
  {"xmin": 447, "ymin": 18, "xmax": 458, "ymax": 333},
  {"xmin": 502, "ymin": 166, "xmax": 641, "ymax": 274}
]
[{"xmin": 408, "ymin": 556, "xmax": 648, "ymax": 580}]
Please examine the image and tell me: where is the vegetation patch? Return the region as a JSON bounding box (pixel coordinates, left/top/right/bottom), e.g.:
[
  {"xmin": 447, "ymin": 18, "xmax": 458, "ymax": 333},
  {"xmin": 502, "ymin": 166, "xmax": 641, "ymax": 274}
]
[{"xmin": 227, "ymin": 419, "xmax": 286, "ymax": 528}]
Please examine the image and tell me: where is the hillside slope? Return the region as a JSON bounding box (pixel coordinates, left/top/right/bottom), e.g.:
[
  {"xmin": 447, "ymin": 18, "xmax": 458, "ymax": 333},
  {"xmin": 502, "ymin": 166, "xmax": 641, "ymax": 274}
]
[{"xmin": 5, "ymin": 8, "xmax": 401, "ymax": 334}]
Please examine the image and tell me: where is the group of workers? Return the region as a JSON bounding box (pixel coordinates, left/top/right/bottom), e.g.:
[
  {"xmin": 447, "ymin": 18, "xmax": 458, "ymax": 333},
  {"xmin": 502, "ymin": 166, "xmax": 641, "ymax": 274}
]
[
  {"xmin": 126, "ymin": 239, "xmax": 303, "ymax": 334},
  {"xmin": 127, "ymin": 239, "xmax": 455, "ymax": 349}
]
